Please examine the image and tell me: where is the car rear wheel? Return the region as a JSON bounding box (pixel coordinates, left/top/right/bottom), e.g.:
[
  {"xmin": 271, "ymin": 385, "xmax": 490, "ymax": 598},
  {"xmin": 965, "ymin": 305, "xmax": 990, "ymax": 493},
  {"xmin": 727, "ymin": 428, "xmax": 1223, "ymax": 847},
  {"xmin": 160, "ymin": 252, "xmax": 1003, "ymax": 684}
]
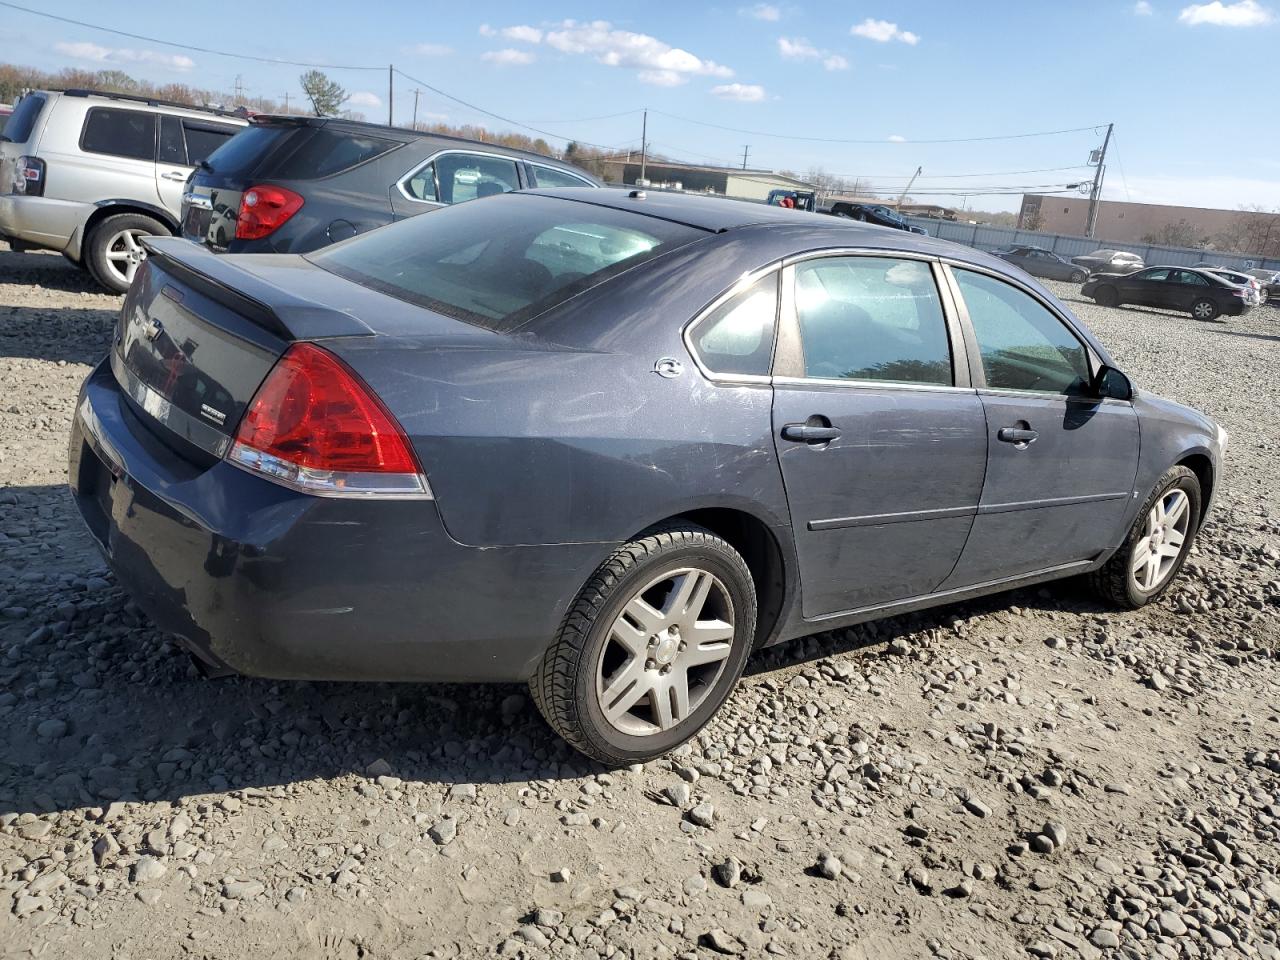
[
  {"xmin": 1069, "ymin": 270, "xmax": 1087, "ymax": 283},
  {"xmin": 86, "ymin": 213, "xmax": 168, "ymax": 294},
  {"xmin": 1191, "ymin": 298, "xmax": 1220, "ymax": 322},
  {"xmin": 1090, "ymin": 465, "xmax": 1201, "ymax": 609},
  {"xmin": 530, "ymin": 523, "xmax": 757, "ymax": 764},
  {"xmin": 1095, "ymin": 285, "xmax": 1119, "ymax": 307}
]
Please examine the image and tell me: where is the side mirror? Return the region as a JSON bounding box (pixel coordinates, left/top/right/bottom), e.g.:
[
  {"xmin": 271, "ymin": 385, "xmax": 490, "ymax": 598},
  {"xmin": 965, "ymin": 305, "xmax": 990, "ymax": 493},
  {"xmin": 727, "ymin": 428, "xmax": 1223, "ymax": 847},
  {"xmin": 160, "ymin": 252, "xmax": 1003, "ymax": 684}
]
[{"xmin": 1092, "ymin": 364, "xmax": 1133, "ymax": 401}]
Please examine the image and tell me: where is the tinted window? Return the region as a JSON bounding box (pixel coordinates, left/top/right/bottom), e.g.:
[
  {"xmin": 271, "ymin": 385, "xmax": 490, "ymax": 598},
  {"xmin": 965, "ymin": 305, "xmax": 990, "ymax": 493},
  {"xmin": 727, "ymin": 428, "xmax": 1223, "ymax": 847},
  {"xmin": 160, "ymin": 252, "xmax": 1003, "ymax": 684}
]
[
  {"xmin": 309, "ymin": 193, "xmax": 704, "ymax": 330},
  {"xmin": 531, "ymin": 163, "xmax": 593, "ymax": 188},
  {"xmin": 158, "ymin": 115, "xmax": 186, "ymax": 164},
  {"xmin": 270, "ymin": 127, "xmax": 398, "ymax": 179},
  {"xmin": 954, "ymin": 269, "xmax": 1090, "ymax": 395},
  {"xmin": 1138, "ymin": 269, "xmax": 1170, "ymax": 282},
  {"xmin": 1176, "ymin": 271, "xmax": 1209, "ymax": 286},
  {"xmin": 794, "ymin": 257, "xmax": 952, "ymax": 385},
  {"xmin": 435, "ymin": 153, "xmax": 520, "ymax": 203},
  {"xmin": 1, "ymin": 94, "xmax": 46, "ymax": 144},
  {"xmin": 404, "ymin": 161, "xmax": 438, "ymax": 201},
  {"xmin": 202, "ymin": 124, "xmax": 293, "ymax": 175},
  {"xmin": 689, "ymin": 274, "xmax": 778, "ymax": 377},
  {"xmin": 183, "ymin": 122, "xmax": 237, "ymax": 164},
  {"xmin": 81, "ymin": 108, "xmax": 156, "ymax": 161}
]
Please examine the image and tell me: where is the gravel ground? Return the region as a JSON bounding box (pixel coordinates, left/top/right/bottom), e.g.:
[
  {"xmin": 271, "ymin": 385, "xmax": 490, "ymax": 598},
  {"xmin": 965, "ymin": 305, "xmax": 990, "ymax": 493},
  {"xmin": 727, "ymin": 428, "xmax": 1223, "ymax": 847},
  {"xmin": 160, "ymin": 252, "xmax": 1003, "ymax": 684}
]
[{"xmin": 1, "ymin": 245, "xmax": 1278, "ymax": 960}]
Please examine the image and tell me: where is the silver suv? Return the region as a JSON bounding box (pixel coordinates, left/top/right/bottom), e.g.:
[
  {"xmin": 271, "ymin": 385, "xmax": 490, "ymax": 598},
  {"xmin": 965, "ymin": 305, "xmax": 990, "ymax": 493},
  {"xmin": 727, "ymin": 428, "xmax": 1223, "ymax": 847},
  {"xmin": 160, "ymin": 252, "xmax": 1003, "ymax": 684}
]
[{"xmin": 0, "ymin": 89, "xmax": 246, "ymax": 292}]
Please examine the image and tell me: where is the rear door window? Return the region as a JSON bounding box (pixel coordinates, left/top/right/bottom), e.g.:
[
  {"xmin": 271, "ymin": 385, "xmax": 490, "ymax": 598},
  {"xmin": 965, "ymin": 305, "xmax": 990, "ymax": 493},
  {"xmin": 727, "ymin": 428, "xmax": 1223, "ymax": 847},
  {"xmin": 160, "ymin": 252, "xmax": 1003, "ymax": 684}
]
[
  {"xmin": 270, "ymin": 128, "xmax": 399, "ymax": 179},
  {"xmin": 158, "ymin": 115, "xmax": 187, "ymax": 164},
  {"xmin": 80, "ymin": 107, "xmax": 157, "ymax": 161},
  {"xmin": 183, "ymin": 122, "xmax": 239, "ymax": 164},
  {"xmin": 403, "ymin": 161, "xmax": 439, "ymax": 202},
  {"xmin": 1, "ymin": 93, "xmax": 46, "ymax": 144},
  {"xmin": 435, "ymin": 153, "xmax": 520, "ymax": 203},
  {"xmin": 688, "ymin": 274, "xmax": 778, "ymax": 377},
  {"xmin": 530, "ymin": 163, "xmax": 594, "ymax": 188}
]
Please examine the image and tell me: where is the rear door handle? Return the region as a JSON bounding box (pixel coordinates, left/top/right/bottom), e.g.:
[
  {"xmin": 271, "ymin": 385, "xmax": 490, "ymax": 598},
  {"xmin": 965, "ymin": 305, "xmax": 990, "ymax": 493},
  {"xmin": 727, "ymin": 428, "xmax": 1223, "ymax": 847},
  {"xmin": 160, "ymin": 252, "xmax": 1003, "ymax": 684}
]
[
  {"xmin": 781, "ymin": 423, "xmax": 841, "ymax": 443},
  {"xmin": 997, "ymin": 427, "xmax": 1039, "ymax": 444}
]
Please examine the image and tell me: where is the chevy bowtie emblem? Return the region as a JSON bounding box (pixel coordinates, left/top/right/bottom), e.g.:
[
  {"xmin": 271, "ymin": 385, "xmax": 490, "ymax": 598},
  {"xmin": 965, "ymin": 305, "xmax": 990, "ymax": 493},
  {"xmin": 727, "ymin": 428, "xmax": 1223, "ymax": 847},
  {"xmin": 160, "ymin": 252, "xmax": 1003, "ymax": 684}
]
[{"xmin": 142, "ymin": 316, "xmax": 163, "ymax": 342}]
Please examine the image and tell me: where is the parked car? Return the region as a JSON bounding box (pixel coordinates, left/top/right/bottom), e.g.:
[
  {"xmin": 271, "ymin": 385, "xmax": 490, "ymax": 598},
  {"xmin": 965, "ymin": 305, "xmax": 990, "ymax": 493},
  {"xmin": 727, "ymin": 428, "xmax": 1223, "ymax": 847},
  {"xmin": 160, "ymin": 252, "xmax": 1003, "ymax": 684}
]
[
  {"xmin": 1082, "ymin": 265, "xmax": 1255, "ymax": 321},
  {"xmin": 0, "ymin": 89, "xmax": 247, "ymax": 292},
  {"xmin": 1072, "ymin": 249, "xmax": 1144, "ymax": 275},
  {"xmin": 992, "ymin": 244, "xmax": 1089, "ymax": 282},
  {"xmin": 825, "ymin": 201, "xmax": 926, "ymax": 234},
  {"xmin": 1203, "ymin": 268, "xmax": 1264, "ymax": 306},
  {"xmin": 69, "ymin": 189, "xmax": 1225, "ymax": 763},
  {"xmin": 1244, "ymin": 268, "xmax": 1280, "ymax": 303},
  {"xmin": 180, "ymin": 115, "xmax": 601, "ymax": 255}
]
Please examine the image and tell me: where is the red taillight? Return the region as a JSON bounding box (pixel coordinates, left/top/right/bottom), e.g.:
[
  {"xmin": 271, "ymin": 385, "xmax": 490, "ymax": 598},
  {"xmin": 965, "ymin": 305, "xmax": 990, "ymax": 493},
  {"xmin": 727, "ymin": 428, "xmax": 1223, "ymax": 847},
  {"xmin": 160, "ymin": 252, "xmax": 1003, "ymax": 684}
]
[
  {"xmin": 235, "ymin": 184, "xmax": 303, "ymax": 241},
  {"xmin": 13, "ymin": 156, "xmax": 45, "ymax": 197},
  {"xmin": 228, "ymin": 343, "xmax": 430, "ymax": 498}
]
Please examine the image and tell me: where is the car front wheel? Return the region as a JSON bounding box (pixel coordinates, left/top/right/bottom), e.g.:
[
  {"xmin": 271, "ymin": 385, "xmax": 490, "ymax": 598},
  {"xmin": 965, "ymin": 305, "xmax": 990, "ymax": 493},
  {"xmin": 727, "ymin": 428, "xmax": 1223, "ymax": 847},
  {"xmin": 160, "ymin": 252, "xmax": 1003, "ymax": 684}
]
[
  {"xmin": 1191, "ymin": 298, "xmax": 1220, "ymax": 322},
  {"xmin": 530, "ymin": 524, "xmax": 757, "ymax": 764},
  {"xmin": 1090, "ymin": 465, "xmax": 1201, "ymax": 609},
  {"xmin": 1069, "ymin": 270, "xmax": 1087, "ymax": 283},
  {"xmin": 1094, "ymin": 285, "xmax": 1120, "ymax": 307},
  {"xmin": 86, "ymin": 213, "xmax": 168, "ymax": 294}
]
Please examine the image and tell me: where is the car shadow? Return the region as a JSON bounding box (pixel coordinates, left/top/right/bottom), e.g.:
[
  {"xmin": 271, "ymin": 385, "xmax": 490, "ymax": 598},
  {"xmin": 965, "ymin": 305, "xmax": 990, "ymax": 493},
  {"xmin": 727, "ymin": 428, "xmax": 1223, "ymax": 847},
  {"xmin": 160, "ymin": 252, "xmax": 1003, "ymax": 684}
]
[
  {"xmin": 0, "ymin": 483, "xmax": 1120, "ymax": 818},
  {"xmin": 0, "ymin": 246, "xmax": 109, "ymax": 295},
  {"xmin": 1211, "ymin": 328, "xmax": 1280, "ymax": 344}
]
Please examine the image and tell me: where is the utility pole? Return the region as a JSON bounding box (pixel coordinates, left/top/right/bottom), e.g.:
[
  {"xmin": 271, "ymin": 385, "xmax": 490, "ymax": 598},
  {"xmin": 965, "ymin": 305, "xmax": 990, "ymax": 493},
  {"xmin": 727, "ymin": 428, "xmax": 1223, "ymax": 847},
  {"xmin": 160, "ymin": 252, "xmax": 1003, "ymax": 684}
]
[
  {"xmin": 387, "ymin": 65, "xmax": 394, "ymax": 126},
  {"xmin": 640, "ymin": 110, "xmax": 648, "ymax": 183},
  {"xmin": 896, "ymin": 166, "xmax": 922, "ymax": 211},
  {"xmin": 233, "ymin": 74, "xmax": 244, "ymax": 103},
  {"xmin": 1086, "ymin": 122, "xmax": 1113, "ymax": 238},
  {"xmin": 741, "ymin": 145, "xmax": 750, "ymax": 170},
  {"xmin": 282, "ymin": 91, "xmax": 290, "ymax": 113},
  {"xmin": 411, "ymin": 88, "xmax": 423, "ymax": 129}
]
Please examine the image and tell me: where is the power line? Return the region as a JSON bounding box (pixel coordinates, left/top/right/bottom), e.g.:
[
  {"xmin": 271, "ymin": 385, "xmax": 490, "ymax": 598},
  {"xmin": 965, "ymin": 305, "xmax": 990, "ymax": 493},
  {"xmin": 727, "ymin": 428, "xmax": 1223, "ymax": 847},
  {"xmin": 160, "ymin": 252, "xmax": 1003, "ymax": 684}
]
[
  {"xmin": 1109, "ymin": 132, "xmax": 1133, "ymax": 203},
  {"xmin": 520, "ymin": 109, "xmax": 646, "ymax": 124},
  {"xmin": 825, "ymin": 165, "xmax": 1093, "ymax": 180},
  {"xmin": 650, "ymin": 109, "xmax": 1109, "ymax": 145},
  {"xmin": 0, "ymin": 0, "xmax": 385, "ymax": 70}
]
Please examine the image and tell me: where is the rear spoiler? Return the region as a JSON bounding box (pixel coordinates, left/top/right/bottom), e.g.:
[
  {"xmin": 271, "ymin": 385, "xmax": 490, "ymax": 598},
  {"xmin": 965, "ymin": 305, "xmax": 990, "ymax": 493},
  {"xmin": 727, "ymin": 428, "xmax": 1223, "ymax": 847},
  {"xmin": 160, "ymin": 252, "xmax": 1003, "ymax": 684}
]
[{"xmin": 141, "ymin": 237, "xmax": 373, "ymax": 340}]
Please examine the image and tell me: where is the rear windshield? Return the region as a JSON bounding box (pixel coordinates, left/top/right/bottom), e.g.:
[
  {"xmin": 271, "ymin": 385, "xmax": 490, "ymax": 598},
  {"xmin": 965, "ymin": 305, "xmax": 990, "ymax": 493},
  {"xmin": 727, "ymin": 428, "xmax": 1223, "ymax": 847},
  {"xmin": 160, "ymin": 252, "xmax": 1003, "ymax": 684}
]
[
  {"xmin": 309, "ymin": 193, "xmax": 706, "ymax": 330},
  {"xmin": 1, "ymin": 93, "xmax": 46, "ymax": 144},
  {"xmin": 202, "ymin": 122, "xmax": 398, "ymax": 180}
]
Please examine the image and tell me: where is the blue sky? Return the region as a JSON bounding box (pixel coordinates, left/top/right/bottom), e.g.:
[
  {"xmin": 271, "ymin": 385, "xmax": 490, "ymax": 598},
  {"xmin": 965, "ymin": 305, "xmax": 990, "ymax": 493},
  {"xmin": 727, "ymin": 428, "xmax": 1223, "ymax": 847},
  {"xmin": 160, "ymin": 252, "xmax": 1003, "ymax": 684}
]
[{"xmin": 5, "ymin": 0, "xmax": 1279, "ymax": 212}]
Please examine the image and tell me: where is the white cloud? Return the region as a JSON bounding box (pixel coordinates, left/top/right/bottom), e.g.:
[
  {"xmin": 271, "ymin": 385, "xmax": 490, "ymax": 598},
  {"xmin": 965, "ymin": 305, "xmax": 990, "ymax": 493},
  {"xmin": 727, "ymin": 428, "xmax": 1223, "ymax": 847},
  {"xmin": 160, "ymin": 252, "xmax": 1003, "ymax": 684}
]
[
  {"xmin": 778, "ymin": 36, "xmax": 820, "ymax": 59},
  {"xmin": 887, "ymin": 134, "xmax": 906, "ymax": 142},
  {"xmin": 412, "ymin": 42, "xmax": 452, "ymax": 56},
  {"xmin": 501, "ymin": 25, "xmax": 543, "ymax": 43},
  {"xmin": 711, "ymin": 82, "xmax": 766, "ymax": 102},
  {"xmin": 482, "ymin": 48, "xmax": 535, "ymax": 65},
  {"xmin": 851, "ymin": 18, "xmax": 920, "ymax": 44},
  {"xmin": 638, "ymin": 69, "xmax": 686, "ymax": 87},
  {"xmin": 1133, "ymin": 1, "xmax": 1154, "ymax": 14},
  {"xmin": 54, "ymin": 41, "xmax": 195, "ymax": 71},
  {"xmin": 740, "ymin": 3, "xmax": 781, "ymax": 20},
  {"xmin": 823, "ymin": 54, "xmax": 850, "ymax": 70},
  {"xmin": 346, "ymin": 91, "xmax": 382, "ymax": 108},
  {"xmin": 478, "ymin": 24, "xmax": 495, "ymax": 37},
  {"xmin": 539, "ymin": 19, "xmax": 733, "ymax": 85},
  {"xmin": 1178, "ymin": 0, "xmax": 1273, "ymax": 24}
]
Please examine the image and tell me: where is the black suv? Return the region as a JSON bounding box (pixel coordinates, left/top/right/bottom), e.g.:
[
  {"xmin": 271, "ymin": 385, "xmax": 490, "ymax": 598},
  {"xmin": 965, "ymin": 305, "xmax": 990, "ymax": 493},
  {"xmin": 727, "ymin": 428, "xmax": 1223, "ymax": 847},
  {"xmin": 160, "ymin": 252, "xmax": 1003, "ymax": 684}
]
[
  {"xmin": 823, "ymin": 201, "xmax": 926, "ymax": 234},
  {"xmin": 181, "ymin": 116, "xmax": 601, "ymax": 253}
]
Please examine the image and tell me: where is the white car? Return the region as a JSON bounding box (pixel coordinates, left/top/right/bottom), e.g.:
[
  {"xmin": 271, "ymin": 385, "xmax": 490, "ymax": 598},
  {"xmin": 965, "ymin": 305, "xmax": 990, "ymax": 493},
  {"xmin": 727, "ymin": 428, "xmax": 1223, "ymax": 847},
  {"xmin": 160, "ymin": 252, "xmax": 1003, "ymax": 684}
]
[{"xmin": 1206, "ymin": 268, "xmax": 1264, "ymax": 306}]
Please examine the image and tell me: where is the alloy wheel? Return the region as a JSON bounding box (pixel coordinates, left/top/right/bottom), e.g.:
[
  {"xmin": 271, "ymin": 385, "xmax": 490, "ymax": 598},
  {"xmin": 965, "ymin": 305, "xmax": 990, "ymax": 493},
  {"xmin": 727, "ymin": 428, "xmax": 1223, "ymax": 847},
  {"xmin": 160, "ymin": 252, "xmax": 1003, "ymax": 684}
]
[
  {"xmin": 1192, "ymin": 301, "xmax": 1215, "ymax": 320},
  {"xmin": 103, "ymin": 228, "xmax": 151, "ymax": 286},
  {"xmin": 1130, "ymin": 488, "xmax": 1191, "ymax": 593},
  {"xmin": 595, "ymin": 567, "xmax": 735, "ymax": 737}
]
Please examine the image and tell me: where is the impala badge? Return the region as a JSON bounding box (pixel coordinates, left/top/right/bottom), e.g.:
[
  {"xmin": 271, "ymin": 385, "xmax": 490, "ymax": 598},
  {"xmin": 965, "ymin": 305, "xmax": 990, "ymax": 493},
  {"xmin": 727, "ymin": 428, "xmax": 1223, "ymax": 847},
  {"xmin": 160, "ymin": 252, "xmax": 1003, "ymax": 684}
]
[
  {"xmin": 200, "ymin": 403, "xmax": 227, "ymax": 426},
  {"xmin": 654, "ymin": 357, "xmax": 684, "ymax": 379}
]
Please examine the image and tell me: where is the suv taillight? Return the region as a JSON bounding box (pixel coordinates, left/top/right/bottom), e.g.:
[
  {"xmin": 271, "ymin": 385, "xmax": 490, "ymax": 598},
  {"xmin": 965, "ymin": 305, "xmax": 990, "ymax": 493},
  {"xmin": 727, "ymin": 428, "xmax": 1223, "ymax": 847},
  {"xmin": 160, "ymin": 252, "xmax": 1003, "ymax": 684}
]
[
  {"xmin": 12, "ymin": 156, "xmax": 45, "ymax": 197},
  {"xmin": 228, "ymin": 343, "xmax": 431, "ymax": 498},
  {"xmin": 235, "ymin": 184, "xmax": 303, "ymax": 240}
]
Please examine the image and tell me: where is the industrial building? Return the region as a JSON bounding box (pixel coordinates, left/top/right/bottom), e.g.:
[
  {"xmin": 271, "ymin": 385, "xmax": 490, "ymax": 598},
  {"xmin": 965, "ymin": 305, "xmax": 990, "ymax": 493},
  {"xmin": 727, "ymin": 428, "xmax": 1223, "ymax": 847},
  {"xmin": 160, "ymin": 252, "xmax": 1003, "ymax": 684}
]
[
  {"xmin": 1018, "ymin": 194, "xmax": 1280, "ymax": 248},
  {"xmin": 596, "ymin": 158, "xmax": 816, "ymax": 202}
]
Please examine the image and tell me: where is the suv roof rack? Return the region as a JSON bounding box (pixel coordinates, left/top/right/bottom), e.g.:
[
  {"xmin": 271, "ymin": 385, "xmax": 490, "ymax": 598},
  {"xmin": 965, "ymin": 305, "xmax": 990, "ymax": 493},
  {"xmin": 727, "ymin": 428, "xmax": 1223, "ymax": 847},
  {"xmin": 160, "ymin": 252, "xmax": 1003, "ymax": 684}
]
[{"xmin": 55, "ymin": 89, "xmax": 245, "ymax": 120}]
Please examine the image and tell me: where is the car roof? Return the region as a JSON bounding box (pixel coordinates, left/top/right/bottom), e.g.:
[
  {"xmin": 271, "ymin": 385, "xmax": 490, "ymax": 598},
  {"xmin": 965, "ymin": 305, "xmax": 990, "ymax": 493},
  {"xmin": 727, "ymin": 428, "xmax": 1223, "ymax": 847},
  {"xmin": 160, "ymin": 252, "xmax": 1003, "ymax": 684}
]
[{"xmin": 44, "ymin": 88, "xmax": 247, "ymax": 121}]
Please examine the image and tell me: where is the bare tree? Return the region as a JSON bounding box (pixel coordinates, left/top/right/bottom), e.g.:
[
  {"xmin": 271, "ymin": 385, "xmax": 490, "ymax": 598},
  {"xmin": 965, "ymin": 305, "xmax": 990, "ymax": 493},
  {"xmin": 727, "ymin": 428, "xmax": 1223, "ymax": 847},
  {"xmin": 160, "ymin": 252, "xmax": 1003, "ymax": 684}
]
[
  {"xmin": 299, "ymin": 70, "xmax": 347, "ymax": 117},
  {"xmin": 1212, "ymin": 205, "xmax": 1280, "ymax": 258},
  {"xmin": 1142, "ymin": 220, "xmax": 1204, "ymax": 248}
]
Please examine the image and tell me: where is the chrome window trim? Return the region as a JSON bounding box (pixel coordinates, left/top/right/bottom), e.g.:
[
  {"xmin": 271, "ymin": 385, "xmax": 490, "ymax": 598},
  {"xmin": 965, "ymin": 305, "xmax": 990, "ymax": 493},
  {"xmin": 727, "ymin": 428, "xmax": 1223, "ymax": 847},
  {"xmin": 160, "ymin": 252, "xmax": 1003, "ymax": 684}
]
[
  {"xmin": 772, "ymin": 375, "xmax": 976, "ymax": 396},
  {"xmin": 395, "ymin": 148, "xmax": 525, "ymax": 206},
  {"xmin": 528, "ymin": 162, "xmax": 596, "ymax": 188},
  {"xmin": 680, "ymin": 263, "xmax": 784, "ymax": 383}
]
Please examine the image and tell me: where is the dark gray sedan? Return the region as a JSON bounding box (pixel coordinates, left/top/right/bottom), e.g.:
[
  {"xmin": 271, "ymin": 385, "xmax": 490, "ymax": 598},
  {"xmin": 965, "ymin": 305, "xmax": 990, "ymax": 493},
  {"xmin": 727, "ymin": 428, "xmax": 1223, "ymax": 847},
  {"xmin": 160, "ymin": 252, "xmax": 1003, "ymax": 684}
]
[
  {"xmin": 69, "ymin": 189, "xmax": 1226, "ymax": 763},
  {"xmin": 992, "ymin": 245, "xmax": 1089, "ymax": 282}
]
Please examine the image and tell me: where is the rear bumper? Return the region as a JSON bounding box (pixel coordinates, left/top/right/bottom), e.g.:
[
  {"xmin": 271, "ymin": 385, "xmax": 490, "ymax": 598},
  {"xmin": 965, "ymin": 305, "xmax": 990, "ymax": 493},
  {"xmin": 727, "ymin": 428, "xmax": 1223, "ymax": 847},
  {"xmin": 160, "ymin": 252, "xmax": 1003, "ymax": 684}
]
[
  {"xmin": 68, "ymin": 360, "xmax": 609, "ymax": 683},
  {"xmin": 0, "ymin": 194, "xmax": 89, "ymax": 253}
]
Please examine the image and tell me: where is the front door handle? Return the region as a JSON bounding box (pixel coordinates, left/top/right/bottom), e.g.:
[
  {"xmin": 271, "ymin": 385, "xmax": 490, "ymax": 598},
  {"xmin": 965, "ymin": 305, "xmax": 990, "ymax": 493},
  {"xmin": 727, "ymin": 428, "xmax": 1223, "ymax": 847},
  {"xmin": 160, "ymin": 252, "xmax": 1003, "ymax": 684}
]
[
  {"xmin": 997, "ymin": 427, "xmax": 1039, "ymax": 444},
  {"xmin": 781, "ymin": 423, "xmax": 841, "ymax": 443},
  {"xmin": 160, "ymin": 171, "xmax": 188, "ymax": 182}
]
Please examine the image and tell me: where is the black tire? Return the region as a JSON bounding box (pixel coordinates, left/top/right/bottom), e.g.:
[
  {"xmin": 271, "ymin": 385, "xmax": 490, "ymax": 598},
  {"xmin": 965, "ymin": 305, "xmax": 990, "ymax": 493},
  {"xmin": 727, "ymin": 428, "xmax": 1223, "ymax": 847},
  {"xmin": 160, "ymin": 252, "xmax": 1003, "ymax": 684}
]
[
  {"xmin": 85, "ymin": 213, "xmax": 168, "ymax": 294},
  {"xmin": 530, "ymin": 524, "xmax": 757, "ymax": 765},
  {"xmin": 1191, "ymin": 298, "xmax": 1219, "ymax": 322},
  {"xmin": 1090, "ymin": 466, "xmax": 1201, "ymax": 609},
  {"xmin": 1069, "ymin": 270, "xmax": 1087, "ymax": 283},
  {"xmin": 1095, "ymin": 285, "xmax": 1120, "ymax": 307}
]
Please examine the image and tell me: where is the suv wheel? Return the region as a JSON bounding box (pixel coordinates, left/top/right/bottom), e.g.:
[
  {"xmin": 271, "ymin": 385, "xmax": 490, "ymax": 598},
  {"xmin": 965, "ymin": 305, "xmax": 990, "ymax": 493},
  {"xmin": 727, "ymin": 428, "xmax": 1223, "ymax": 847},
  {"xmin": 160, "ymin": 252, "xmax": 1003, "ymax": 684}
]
[
  {"xmin": 1090, "ymin": 466, "xmax": 1201, "ymax": 609},
  {"xmin": 1191, "ymin": 298, "xmax": 1220, "ymax": 322},
  {"xmin": 86, "ymin": 213, "xmax": 168, "ymax": 294},
  {"xmin": 530, "ymin": 524, "xmax": 757, "ymax": 764}
]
